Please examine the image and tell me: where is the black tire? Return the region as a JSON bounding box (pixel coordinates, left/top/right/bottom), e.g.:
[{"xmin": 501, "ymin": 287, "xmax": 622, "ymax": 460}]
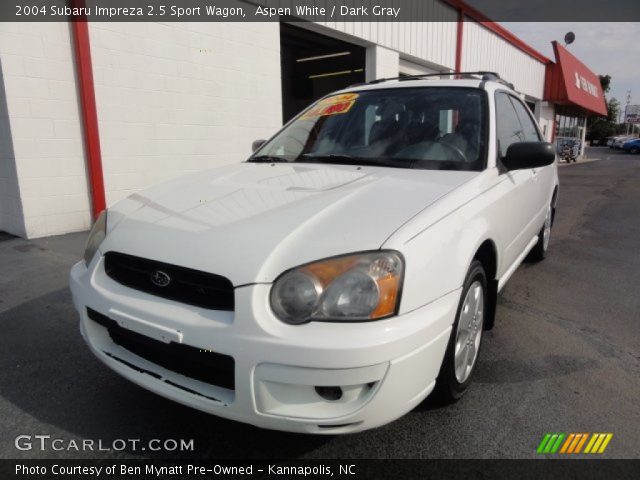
[
  {"xmin": 631, "ymin": 147, "xmax": 639, "ymax": 155},
  {"xmin": 434, "ymin": 260, "xmax": 487, "ymax": 403},
  {"xmin": 527, "ymin": 203, "xmax": 552, "ymax": 262}
]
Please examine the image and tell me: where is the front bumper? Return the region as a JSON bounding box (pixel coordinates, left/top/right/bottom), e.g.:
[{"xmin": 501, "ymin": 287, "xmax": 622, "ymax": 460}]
[{"xmin": 70, "ymin": 258, "xmax": 458, "ymax": 433}]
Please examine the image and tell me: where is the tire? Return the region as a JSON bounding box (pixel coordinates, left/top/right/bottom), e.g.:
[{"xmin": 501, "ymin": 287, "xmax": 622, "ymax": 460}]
[
  {"xmin": 434, "ymin": 260, "xmax": 487, "ymax": 402},
  {"xmin": 631, "ymin": 147, "xmax": 639, "ymax": 155},
  {"xmin": 527, "ymin": 203, "xmax": 552, "ymax": 262}
]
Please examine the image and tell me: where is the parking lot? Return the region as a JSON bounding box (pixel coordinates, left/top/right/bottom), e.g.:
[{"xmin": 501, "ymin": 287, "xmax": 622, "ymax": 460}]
[{"xmin": 1, "ymin": 147, "xmax": 639, "ymax": 459}]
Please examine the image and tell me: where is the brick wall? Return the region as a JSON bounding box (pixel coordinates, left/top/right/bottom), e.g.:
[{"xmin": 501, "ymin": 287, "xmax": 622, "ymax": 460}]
[
  {"xmin": 0, "ymin": 52, "xmax": 25, "ymax": 237},
  {"xmin": 0, "ymin": 22, "xmax": 90, "ymax": 238},
  {"xmin": 89, "ymin": 22, "xmax": 283, "ymax": 205},
  {"xmin": 0, "ymin": 22, "xmax": 282, "ymax": 238}
]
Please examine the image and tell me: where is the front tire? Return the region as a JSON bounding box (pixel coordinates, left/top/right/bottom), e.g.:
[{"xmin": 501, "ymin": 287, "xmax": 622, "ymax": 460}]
[{"xmin": 434, "ymin": 260, "xmax": 487, "ymax": 402}]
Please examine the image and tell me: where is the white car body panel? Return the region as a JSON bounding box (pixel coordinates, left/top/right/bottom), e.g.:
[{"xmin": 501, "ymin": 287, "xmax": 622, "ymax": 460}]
[
  {"xmin": 70, "ymin": 79, "xmax": 559, "ymax": 433},
  {"xmin": 103, "ymin": 164, "xmax": 477, "ymax": 286}
]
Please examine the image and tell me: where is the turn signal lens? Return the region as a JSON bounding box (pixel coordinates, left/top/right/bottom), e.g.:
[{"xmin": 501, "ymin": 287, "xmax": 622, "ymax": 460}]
[{"xmin": 270, "ymin": 251, "xmax": 404, "ymax": 324}]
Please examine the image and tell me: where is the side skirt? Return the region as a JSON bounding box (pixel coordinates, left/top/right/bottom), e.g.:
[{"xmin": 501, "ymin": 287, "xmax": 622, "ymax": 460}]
[{"xmin": 497, "ymin": 235, "xmax": 538, "ymax": 293}]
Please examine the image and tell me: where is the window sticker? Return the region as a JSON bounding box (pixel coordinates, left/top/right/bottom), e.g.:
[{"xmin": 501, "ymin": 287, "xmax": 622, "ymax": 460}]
[{"xmin": 301, "ymin": 93, "xmax": 359, "ymax": 120}]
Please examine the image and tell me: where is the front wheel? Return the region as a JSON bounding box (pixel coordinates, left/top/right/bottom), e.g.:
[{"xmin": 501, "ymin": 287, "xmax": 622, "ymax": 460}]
[
  {"xmin": 630, "ymin": 147, "xmax": 639, "ymax": 154},
  {"xmin": 434, "ymin": 260, "xmax": 487, "ymax": 402}
]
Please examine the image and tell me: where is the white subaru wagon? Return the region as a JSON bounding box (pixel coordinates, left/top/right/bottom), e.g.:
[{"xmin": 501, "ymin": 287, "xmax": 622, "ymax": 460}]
[{"xmin": 70, "ymin": 74, "xmax": 558, "ymax": 434}]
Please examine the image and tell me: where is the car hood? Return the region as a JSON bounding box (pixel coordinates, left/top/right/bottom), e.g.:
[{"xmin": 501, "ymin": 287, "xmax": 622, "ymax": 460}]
[{"xmin": 102, "ymin": 163, "xmax": 477, "ymax": 285}]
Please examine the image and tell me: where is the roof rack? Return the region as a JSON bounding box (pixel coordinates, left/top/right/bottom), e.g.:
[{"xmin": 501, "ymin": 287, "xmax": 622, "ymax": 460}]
[{"xmin": 366, "ymin": 71, "xmax": 515, "ymax": 90}]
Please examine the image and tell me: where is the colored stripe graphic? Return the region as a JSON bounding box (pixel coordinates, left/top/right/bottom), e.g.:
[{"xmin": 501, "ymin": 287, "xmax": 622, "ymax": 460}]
[
  {"xmin": 572, "ymin": 434, "xmax": 589, "ymax": 453},
  {"xmin": 574, "ymin": 433, "xmax": 589, "ymax": 453},
  {"xmin": 550, "ymin": 434, "xmax": 565, "ymax": 453},
  {"xmin": 592, "ymin": 434, "xmax": 606, "ymax": 453},
  {"xmin": 537, "ymin": 434, "xmax": 552, "ymax": 454},
  {"xmin": 598, "ymin": 434, "xmax": 613, "ymax": 453},
  {"xmin": 567, "ymin": 433, "xmax": 581, "ymax": 453},
  {"xmin": 538, "ymin": 433, "xmax": 613, "ymax": 454},
  {"xmin": 560, "ymin": 433, "xmax": 575, "ymax": 453},
  {"xmin": 544, "ymin": 434, "xmax": 558, "ymax": 453},
  {"xmin": 585, "ymin": 433, "xmax": 613, "ymax": 454},
  {"xmin": 537, "ymin": 433, "xmax": 565, "ymax": 454}
]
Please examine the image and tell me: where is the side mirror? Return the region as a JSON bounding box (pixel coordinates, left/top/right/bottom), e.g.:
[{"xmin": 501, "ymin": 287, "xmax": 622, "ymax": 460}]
[
  {"xmin": 502, "ymin": 142, "xmax": 556, "ymax": 171},
  {"xmin": 252, "ymin": 139, "xmax": 266, "ymax": 152}
]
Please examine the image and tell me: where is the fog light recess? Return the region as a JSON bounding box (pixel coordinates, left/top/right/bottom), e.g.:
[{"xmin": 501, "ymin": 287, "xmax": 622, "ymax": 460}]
[{"xmin": 315, "ymin": 386, "xmax": 343, "ymax": 401}]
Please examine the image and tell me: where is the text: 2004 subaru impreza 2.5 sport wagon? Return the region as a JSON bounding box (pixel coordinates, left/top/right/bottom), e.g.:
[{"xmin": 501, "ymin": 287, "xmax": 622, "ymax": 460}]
[{"xmin": 70, "ymin": 72, "xmax": 558, "ymax": 433}]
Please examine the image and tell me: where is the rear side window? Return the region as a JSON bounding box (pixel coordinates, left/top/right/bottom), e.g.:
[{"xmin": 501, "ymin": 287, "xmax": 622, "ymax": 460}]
[
  {"xmin": 495, "ymin": 92, "xmax": 524, "ymax": 158},
  {"xmin": 509, "ymin": 97, "xmax": 541, "ymax": 142}
]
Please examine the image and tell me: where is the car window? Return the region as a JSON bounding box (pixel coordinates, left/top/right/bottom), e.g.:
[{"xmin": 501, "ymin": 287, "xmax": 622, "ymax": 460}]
[
  {"xmin": 495, "ymin": 92, "xmax": 525, "ymax": 158},
  {"xmin": 509, "ymin": 97, "xmax": 541, "ymax": 142},
  {"xmin": 251, "ymin": 87, "xmax": 488, "ymax": 171}
]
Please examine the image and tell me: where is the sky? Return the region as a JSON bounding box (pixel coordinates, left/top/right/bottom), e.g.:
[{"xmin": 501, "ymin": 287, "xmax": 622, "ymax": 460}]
[{"xmin": 501, "ymin": 22, "xmax": 639, "ymax": 117}]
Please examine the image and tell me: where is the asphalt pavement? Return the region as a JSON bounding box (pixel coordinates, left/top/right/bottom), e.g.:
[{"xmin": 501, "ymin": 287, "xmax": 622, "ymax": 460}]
[{"xmin": 1, "ymin": 147, "xmax": 638, "ymax": 459}]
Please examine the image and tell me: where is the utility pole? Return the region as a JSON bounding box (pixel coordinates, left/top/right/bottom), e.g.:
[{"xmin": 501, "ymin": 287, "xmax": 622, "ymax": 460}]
[{"xmin": 624, "ymin": 90, "xmax": 631, "ymax": 135}]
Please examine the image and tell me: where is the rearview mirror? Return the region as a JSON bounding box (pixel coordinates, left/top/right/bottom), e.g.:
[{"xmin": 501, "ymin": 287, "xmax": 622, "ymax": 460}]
[
  {"xmin": 252, "ymin": 139, "xmax": 266, "ymax": 152},
  {"xmin": 502, "ymin": 142, "xmax": 556, "ymax": 171}
]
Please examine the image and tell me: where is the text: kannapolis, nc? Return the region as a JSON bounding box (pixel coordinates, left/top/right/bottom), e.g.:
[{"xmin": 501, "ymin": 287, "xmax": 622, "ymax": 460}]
[{"xmin": 14, "ymin": 435, "xmax": 194, "ymax": 452}]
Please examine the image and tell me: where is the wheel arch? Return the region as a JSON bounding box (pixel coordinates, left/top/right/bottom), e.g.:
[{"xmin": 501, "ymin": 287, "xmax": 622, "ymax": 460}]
[
  {"xmin": 551, "ymin": 185, "xmax": 559, "ymax": 227},
  {"xmin": 471, "ymin": 239, "xmax": 498, "ymax": 330}
]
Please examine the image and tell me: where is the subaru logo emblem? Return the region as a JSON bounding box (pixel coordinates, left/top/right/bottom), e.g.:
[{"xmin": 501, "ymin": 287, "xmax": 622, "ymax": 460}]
[{"xmin": 151, "ymin": 270, "xmax": 171, "ymax": 287}]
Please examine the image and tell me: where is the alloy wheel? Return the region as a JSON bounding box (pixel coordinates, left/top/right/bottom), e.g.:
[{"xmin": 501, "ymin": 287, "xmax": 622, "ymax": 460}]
[{"xmin": 454, "ymin": 281, "xmax": 484, "ymax": 383}]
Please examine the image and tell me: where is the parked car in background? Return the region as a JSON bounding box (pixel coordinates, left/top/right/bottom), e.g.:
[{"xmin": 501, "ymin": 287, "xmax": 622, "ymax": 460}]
[
  {"xmin": 606, "ymin": 137, "xmax": 616, "ymax": 147},
  {"xmin": 70, "ymin": 73, "xmax": 559, "ymax": 433},
  {"xmin": 622, "ymin": 138, "xmax": 640, "ymax": 154},
  {"xmin": 609, "ymin": 136, "xmax": 622, "ymax": 148},
  {"xmin": 612, "ymin": 136, "xmax": 634, "ymax": 149}
]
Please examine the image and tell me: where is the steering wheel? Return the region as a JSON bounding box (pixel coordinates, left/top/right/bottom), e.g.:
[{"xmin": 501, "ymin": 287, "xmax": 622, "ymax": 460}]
[{"xmin": 438, "ymin": 141, "xmax": 468, "ymax": 163}]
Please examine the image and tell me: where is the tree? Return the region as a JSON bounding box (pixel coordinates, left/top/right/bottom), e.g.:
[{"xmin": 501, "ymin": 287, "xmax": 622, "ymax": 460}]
[
  {"xmin": 599, "ymin": 75, "xmax": 611, "ymax": 94},
  {"xmin": 607, "ymin": 97, "xmax": 620, "ymax": 123},
  {"xmin": 588, "ymin": 117, "xmax": 616, "ymax": 143},
  {"xmin": 587, "ymin": 75, "xmax": 621, "ymax": 143}
]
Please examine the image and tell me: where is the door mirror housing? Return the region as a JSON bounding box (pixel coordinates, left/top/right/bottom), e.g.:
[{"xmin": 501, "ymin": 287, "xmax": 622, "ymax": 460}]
[
  {"xmin": 502, "ymin": 142, "xmax": 556, "ymax": 171},
  {"xmin": 252, "ymin": 139, "xmax": 266, "ymax": 152}
]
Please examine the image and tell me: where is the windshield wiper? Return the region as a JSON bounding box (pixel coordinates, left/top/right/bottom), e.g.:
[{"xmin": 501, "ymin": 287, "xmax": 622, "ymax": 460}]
[
  {"xmin": 298, "ymin": 154, "xmax": 404, "ymax": 168},
  {"xmin": 299, "ymin": 153, "xmax": 358, "ymax": 164},
  {"xmin": 249, "ymin": 155, "xmax": 290, "ymax": 163}
]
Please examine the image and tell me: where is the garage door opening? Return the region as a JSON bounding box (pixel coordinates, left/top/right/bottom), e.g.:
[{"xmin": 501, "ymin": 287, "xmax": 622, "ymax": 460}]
[{"xmin": 280, "ymin": 24, "xmax": 366, "ymax": 123}]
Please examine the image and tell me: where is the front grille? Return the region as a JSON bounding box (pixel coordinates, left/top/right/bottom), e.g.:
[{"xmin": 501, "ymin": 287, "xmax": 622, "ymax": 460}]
[
  {"xmin": 104, "ymin": 252, "xmax": 234, "ymax": 311},
  {"xmin": 87, "ymin": 308, "xmax": 235, "ymax": 390}
]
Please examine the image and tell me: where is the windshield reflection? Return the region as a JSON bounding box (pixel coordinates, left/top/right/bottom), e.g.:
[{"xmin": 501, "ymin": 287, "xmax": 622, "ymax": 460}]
[{"xmin": 250, "ymin": 87, "xmax": 488, "ymax": 171}]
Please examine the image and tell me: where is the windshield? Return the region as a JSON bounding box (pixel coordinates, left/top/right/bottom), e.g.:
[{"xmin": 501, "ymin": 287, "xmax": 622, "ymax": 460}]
[{"xmin": 250, "ymin": 87, "xmax": 488, "ymax": 171}]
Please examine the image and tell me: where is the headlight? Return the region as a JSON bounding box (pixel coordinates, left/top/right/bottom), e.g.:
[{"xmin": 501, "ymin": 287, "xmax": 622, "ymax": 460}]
[
  {"xmin": 83, "ymin": 210, "xmax": 107, "ymax": 266},
  {"xmin": 270, "ymin": 251, "xmax": 404, "ymax": 324}
]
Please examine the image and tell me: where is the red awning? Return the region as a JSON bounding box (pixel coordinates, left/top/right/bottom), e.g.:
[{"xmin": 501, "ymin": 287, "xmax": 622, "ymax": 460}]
[{"xmin": 544, "ymin": 41, "xmax": 607, "ymax": 116}]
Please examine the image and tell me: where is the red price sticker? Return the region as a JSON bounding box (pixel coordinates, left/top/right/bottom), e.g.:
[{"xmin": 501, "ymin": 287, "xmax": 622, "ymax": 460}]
[{"xmin": 301, "ymin": 93, "xmax": 359, "ymax": 119}]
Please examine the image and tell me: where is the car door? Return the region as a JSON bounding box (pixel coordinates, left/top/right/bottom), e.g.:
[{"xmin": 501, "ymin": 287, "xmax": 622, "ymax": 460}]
[
  {"xmin": 511, "ymin": 96, "xmax": 553, "ymax": 217},
  {"xmin": 494, "ymin": 91, "xmax": 540, "ymax": 271},
  {"xmin": 508, "ymin": 95, "xmax": 553, "ymax": 225}
]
